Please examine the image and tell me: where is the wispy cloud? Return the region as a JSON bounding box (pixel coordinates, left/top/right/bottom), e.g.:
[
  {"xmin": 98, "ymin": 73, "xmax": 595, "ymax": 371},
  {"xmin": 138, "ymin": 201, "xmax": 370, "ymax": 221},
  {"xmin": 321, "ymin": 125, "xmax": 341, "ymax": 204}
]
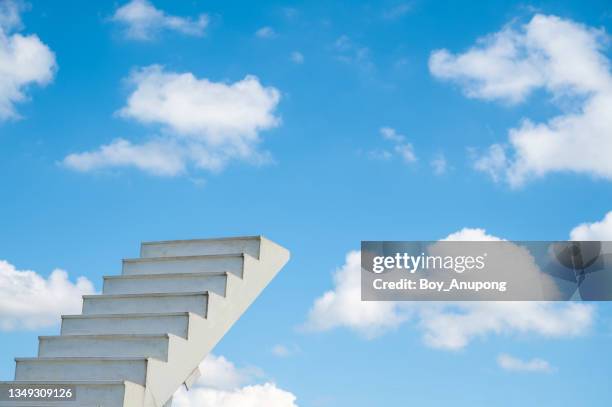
[
  {"xmin": 333, "ymin": 35, "xmax": 374, "ymax": 71},
  {"xmin": 382, "ymin": 3, "xmax": 413, "ymax": 20},
  {"xmin": 111, "ymin": 0, "xmax": 208, "ymax": 40},
  {"xmin": 368, "ymin": 127, "xmax": 416, "ymax": 164},
  {"xmin": 255, "ymin": 26, "xmax": 276, "ymax": 39},
  {"xmin": 290, "ymin": 51, "xmax": 304, "ymax": 64},
  {"xmin": 271, "ymin": 344, "xmax": 300, "ymax": 357},
  {"xmin": 497, "ymin": 354, "xmax": 554, "ymax": 373},
  {"xmin": 431, "ymin": 153, "xmax": 448, "ymax": 175}
]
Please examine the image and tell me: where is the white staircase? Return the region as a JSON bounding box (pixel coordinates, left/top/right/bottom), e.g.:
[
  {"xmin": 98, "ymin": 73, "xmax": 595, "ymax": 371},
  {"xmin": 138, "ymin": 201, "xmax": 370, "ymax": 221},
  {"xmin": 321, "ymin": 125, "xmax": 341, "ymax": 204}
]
[{"xmin": 0, "ymin": 236, "xmax": 290, "ymax": 407}]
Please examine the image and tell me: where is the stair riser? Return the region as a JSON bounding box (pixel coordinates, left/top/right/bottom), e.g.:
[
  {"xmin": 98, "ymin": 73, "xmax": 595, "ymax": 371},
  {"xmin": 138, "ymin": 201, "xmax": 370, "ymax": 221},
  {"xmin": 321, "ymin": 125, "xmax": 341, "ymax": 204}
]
[
  {"xmin": 141, "ymin": 238, "xmax": 260, "ymax": 259},
  {"xmin": 39, "ymin": 337, "xmax": 170, "ymax": 360},
  {"xmin": 0, "ymin": 382, "xmax": 143, "ymax": 407},
  {"xmin": 15, "ymin": 360, "xmax": 148, "ymax": 385},
  {"xmin": 82, "ymin": 294, "xmax": 208, "ymax": 316},
  {"xmin": 61, "ymin": 315, "xmax": 190, "ymax": 338},
  {"xmin": 123, "ymin": 257, "xmax": 244, "ymax": 277},
  {"xmin": 104, "ymin": 274, "xmax": 227, "ymax": 296}
]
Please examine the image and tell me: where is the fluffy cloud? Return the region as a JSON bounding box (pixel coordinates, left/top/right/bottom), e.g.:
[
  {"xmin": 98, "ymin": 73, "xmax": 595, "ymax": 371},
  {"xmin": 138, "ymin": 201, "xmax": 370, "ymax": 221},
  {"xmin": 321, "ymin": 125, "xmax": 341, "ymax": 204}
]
[
  {"xmin": 0, "ymin": 260, "xmax": 95, "ymax": 331},
  {"xmin": 497, "ymin": 353, "xmax": 553, "ymax": 373},
  {"xmin": 304, "ymin": 228, "xmax": 595, "ymax": 350},
  {"xmin": 63, "ymin": 65, "xmax": 281, "ymax": 176},
  {"xmin": 429, "ymin": 15, "xmax": 612, "ymax": 187},
  {"xmin": 173, "ymin": 383, "xmax": 298, "ymax": 407},
  {"xmin": 305, "ymin": 250, "xmax": 411, "ymax": 338},
  {"xmin": 368, "ymin": 127, "xmax": 416, "ymax": 164},
  {"xmin": 111, "ymin": 0, "xmax": 208, "ymax": 40},
  {"xmin": 0, "ymin": 0, "xmax": 56, "ymax": 120},
  {"xmin": 172, "ymin": 354, "xmax": 298, "ymax": 407},
  {"xmin": 195, "ymin": 354, "xmax": 263, "ymax": 390},
  {"xmin": 570, "ymin": 211, "xmax": 612, "ymax": 240}
]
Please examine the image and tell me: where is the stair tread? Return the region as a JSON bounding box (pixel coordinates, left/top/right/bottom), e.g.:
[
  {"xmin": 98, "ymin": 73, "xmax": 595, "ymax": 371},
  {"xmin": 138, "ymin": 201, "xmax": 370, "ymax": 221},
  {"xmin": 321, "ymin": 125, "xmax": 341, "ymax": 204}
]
[
  {"xmin": 62, "ymin": 311, "xmax": 193, "ymax": 319},
  {"xmin": 39, "ymin": 333, "xmax": 172, "ymax": 339},
  {"xmin": 142, "ymin": 235, "xmax": 262, "ymax": 246},
  {"xmin": 82, "ymin": 291, "xmax": 209, "ymax": 299},
  {"xmin": 124, "ymin": 253, "xmax": 245, "ymax": 263},
  {"xmin": 16, "ymin": 357, "xmax": 150, "ymax": 361},
  {"xmin": 104, "ymin": 271, "xmax": 227, "ymax": 280}
]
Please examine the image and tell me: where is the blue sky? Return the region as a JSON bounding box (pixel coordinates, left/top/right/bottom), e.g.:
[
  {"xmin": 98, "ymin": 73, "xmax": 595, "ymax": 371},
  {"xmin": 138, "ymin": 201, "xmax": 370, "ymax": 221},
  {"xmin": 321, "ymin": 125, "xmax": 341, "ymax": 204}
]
[{"xmin": 1, "ymin": 0, "xmax": 612, "ymax": 406}]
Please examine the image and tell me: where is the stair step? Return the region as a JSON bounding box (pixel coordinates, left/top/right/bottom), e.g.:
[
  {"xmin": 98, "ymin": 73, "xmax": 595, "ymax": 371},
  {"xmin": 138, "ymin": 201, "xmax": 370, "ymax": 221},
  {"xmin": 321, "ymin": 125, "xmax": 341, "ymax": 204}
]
[
  {"xmin": 103, "ymin": 271, "xmax": 227, "ymax": 296},
  {"xmin": 39, "ymin": 334, "xmax": 175, "ymax": 360},
  {"xmin": 0, "ymin": 381, "xmax": 144, "ymax": 407},
  {"xmin": 82, "ymin": 292, "xmax": 209, "ymax": 317},
  {"xmin": 15, "ymin": 358, "xmax": 149, "ymax": 386},
  {"xmin": 141, "ymin": 235, "xmax": 261, "ymax": 259},
  {"xmin": 61, "ymin": 312, "xmax": 195, "ymax": 338},
  {"xmin": 123, "ymin": 254, "xmax": 245, "ymax": 277}
]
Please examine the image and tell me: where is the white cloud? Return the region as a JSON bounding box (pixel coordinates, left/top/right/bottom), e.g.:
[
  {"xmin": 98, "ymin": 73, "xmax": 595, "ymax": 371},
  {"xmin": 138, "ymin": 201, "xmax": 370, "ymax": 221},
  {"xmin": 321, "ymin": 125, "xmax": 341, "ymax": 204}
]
[
  {"xmin": 497, "ymin": 353, "xmax": 553, "ymax": 373},
  {"xmin": 195, "ymin": 354, "xmax": 262, "ymax": 390},
  {"xmin": 430, "ymin": 154, "xmax": 448, "ymax": 175},
  {"xmin": 304, "ymin": 228, "xmax": 595, "ymax": 350},
  {"xmin": 173, "ymin": 383, "xmax": 298, "ymax": 407},
  {"xmin": 290, "ymin": 51, "xmax": 304, "ymax": 64},
  {"xmin": 172, "ymin": 354, "xmax": 298, "ymax": 407},
  {"xmin": 111, "ymin": 0, "xmax": 208, "ymax": 40},
  {"xmin": 370, "ymin": 127, "xmax": 416, "ymax": 164},
  {"xmin": 64, "ymin": 138, "xmax": 186, "ymax": 176},
  {"xmin": 0, "ymin": 260, "xmax": 95, "ymax": 331},
  {"xmin": 570, "ymin": 211, "xmax": 612, "ymax": 240},
  {"xmin": 0, "ymin": 0, "xmax": 56, "ymax": 120},
  {"xmin": 304, "ymin": 250, "xmax": 411, "ymax": 338},
  {"xmin": 429, "ymin": 15, "xmax": 612, "ymax": 187},
  {"xmin": 442, "ymin": 227, "xmax": 503, "ymax": 242},
  {"xmin": 255, "ymin": 26, "xmax": 276, "ymax": 39},
  {"xmin": 63, "ymin": 65, "xmax": 281, "ymax": 176}
]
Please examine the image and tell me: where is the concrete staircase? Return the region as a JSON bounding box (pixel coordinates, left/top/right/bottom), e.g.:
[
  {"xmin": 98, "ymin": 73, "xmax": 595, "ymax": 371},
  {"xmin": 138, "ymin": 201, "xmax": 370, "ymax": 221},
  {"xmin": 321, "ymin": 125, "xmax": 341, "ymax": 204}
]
[{"xmin": 0, "ymin": 236, "xmax": 290, "ymax": 407}]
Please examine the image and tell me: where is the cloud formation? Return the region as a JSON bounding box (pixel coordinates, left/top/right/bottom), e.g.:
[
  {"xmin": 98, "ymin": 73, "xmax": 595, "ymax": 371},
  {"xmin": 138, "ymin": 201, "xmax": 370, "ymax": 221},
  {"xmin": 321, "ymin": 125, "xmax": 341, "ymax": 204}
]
[
  {"xmin": 497, "ymin": 353, "xmax": 553, "ymax": 373},
  {"xmin": 429, "ymin": 15, "xmax": 612, "ymax": 187},
  {"xmin": 111, "ymin": 0, "xmax": 208, "ymax": 40},
  {"xmin": 173, "ymin": 354, "xmax": 299, "ymax": 407},
  {"xmin": 305, "ymin": 228, "xmax": 595, "ymax": 350},
  {"xmin": 0, "ymin": 260, "xmax": 95, "ymax": 331},
  {"xmin": 570, "ymin": 211, "xmax": 612, "ymax": 240},
  {"xmin": 64, "ymin": 65, "xmax": 281, "ymax": 176},
  {"xmin": 368, "ymin": 127, "xmax": 416, "ymax": 164},
  {"xmin": 0, "ymin": 0, "xmax": 56, "ymax": 120}
]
